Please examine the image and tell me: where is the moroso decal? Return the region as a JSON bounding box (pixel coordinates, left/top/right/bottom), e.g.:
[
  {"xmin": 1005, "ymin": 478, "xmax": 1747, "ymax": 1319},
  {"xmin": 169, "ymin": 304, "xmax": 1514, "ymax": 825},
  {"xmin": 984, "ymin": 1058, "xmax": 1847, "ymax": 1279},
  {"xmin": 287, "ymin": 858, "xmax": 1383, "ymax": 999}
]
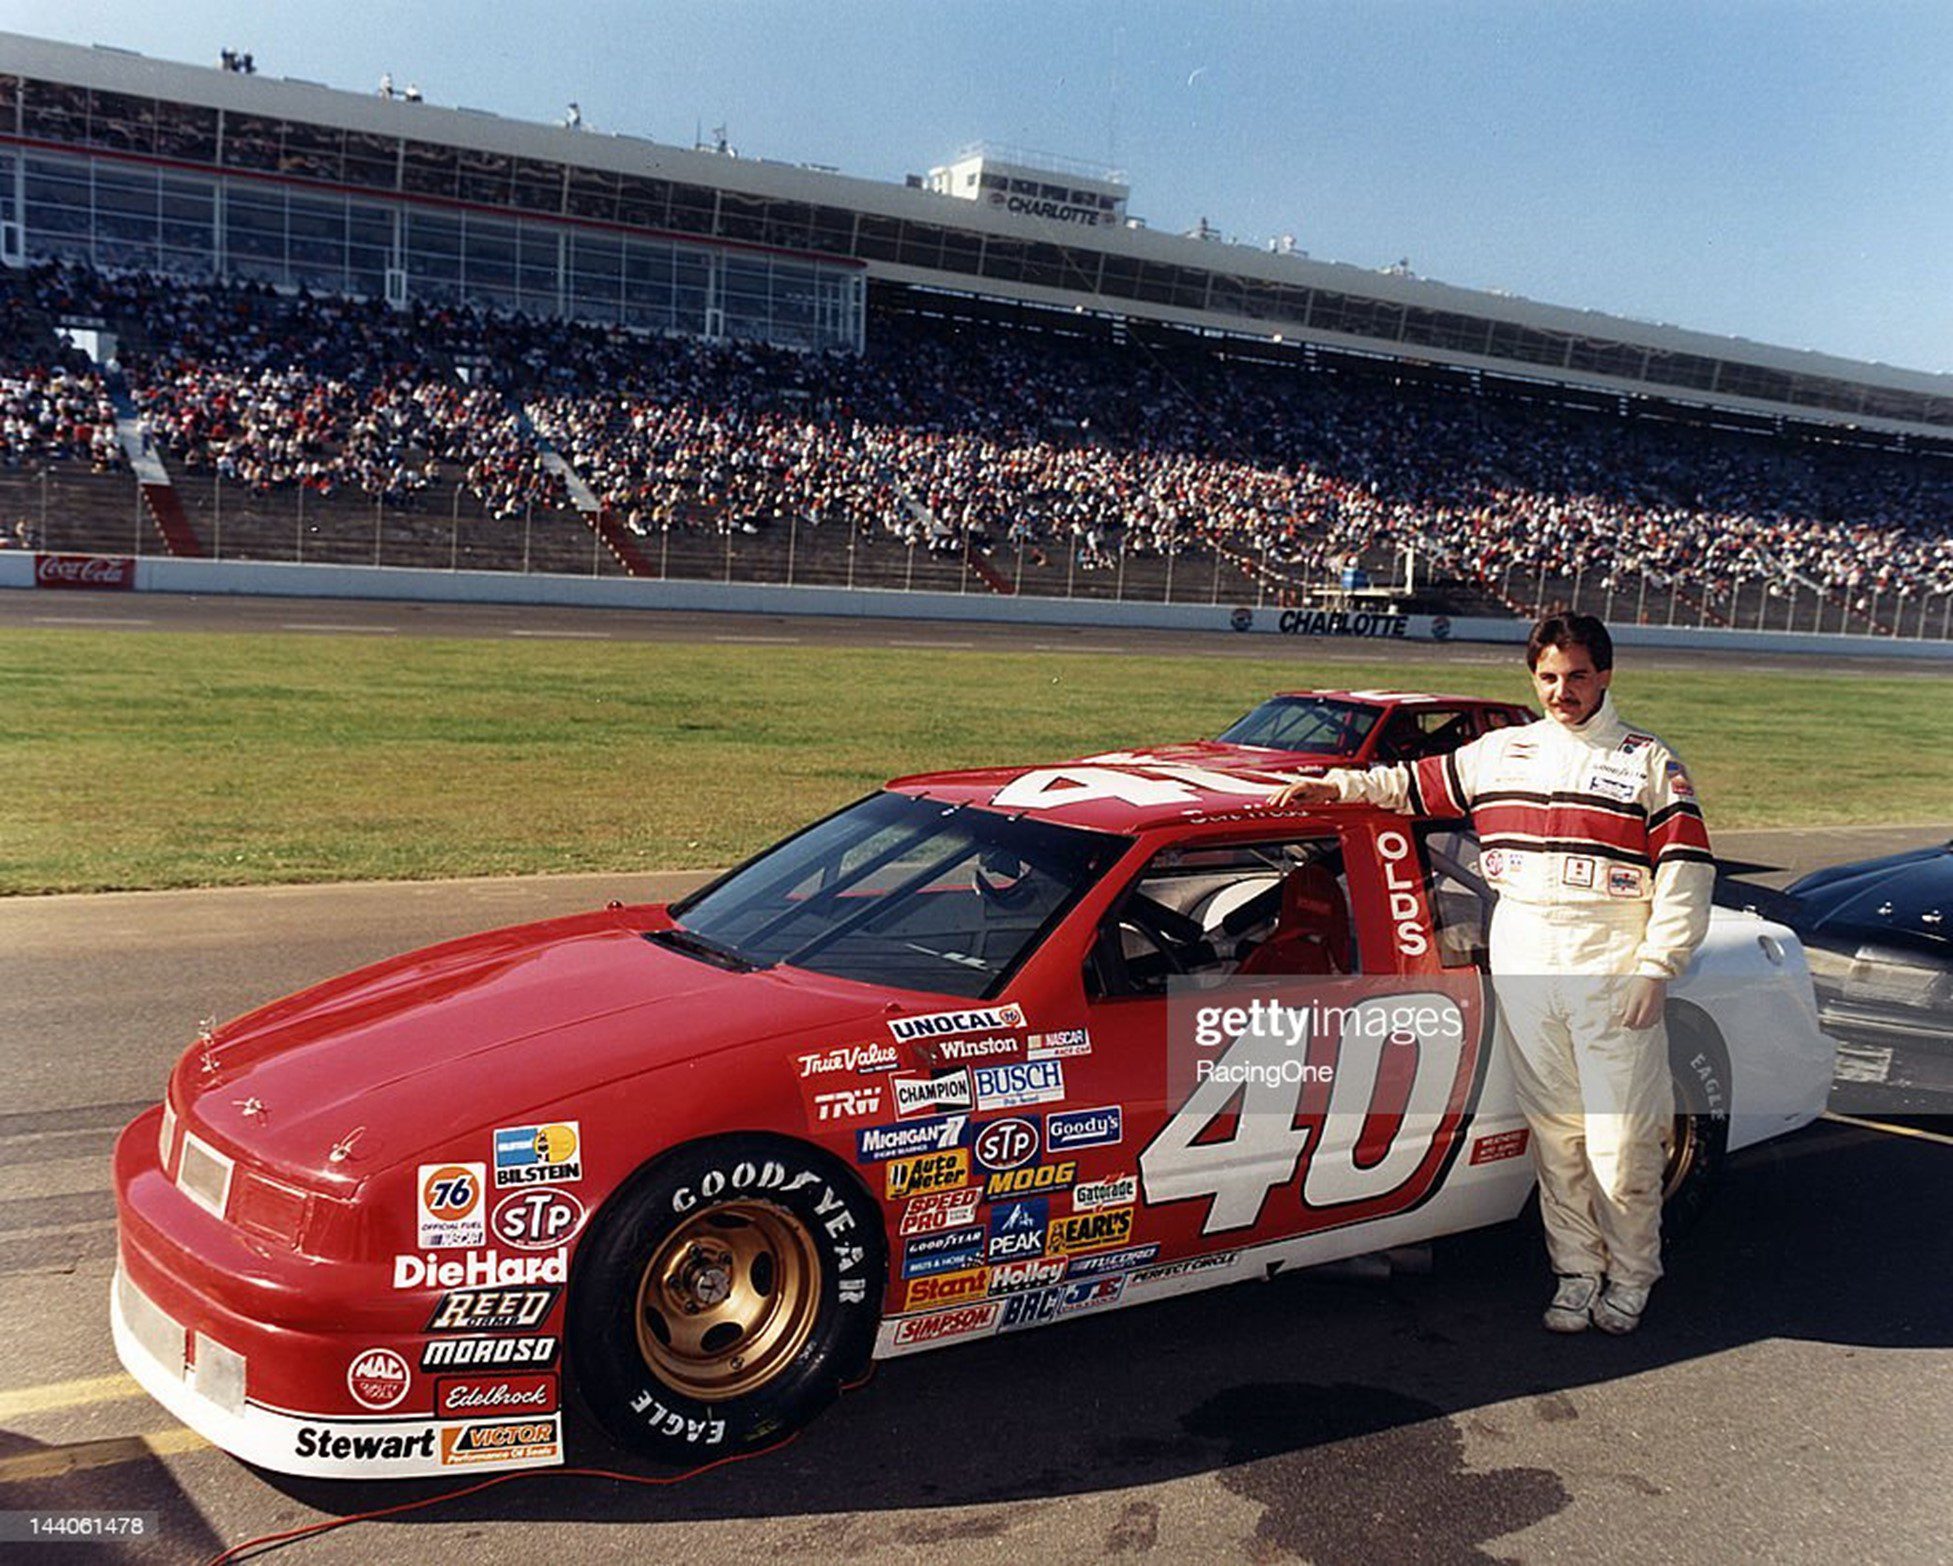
[
  {"xmin": 889, "ymin": 1005, "xmax": 1026, "ymax": 1042},
  {"xmin": 421, "ymin": 1336, "xmax": 560, "ymax": 1371},
  {"xmin": 891, "ymin": 1301, "xmax": 1001, "ymax": 1346},
  {"xmin": 417, "ymin": 1163, "xmax": 487, "ymax": 1250},
  {"xmin": 491, "ymin": 1122, "xmax": 581, "ymax": 1188}
]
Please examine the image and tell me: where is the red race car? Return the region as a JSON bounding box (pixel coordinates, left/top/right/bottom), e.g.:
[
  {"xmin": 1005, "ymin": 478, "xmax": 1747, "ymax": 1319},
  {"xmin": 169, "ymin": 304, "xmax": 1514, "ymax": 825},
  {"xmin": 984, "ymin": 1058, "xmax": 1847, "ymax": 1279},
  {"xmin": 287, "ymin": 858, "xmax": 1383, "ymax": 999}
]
[{"xmin": 113, "ymin": 749, "xmax": 1830, "ymax": 1478}]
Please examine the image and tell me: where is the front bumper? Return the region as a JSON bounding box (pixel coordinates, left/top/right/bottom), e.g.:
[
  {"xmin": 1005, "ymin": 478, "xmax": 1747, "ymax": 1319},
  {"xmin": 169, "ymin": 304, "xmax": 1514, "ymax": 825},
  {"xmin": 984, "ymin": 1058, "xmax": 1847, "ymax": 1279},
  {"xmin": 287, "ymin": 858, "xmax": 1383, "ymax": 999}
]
[{"xmin": 112, "ymin": 1107, "xmax": 562, "ymax": 1479}]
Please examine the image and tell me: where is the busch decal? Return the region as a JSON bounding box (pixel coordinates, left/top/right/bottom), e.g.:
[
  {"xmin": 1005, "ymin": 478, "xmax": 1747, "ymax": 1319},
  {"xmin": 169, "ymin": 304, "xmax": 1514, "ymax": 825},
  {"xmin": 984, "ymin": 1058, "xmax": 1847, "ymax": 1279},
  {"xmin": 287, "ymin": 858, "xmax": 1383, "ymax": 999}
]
[{"xmin": 972, "ymin": 1059, "xmax": 1065, "ymax": 1110}]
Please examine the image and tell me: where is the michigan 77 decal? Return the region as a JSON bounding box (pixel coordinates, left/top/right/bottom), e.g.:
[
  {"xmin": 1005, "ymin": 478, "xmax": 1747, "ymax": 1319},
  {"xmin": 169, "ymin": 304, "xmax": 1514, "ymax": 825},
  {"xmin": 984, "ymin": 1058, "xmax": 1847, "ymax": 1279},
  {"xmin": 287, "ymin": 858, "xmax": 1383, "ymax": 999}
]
[{"xmin": 1140, "ymin": 979, "xmax": 1490, "ymax": 1235}]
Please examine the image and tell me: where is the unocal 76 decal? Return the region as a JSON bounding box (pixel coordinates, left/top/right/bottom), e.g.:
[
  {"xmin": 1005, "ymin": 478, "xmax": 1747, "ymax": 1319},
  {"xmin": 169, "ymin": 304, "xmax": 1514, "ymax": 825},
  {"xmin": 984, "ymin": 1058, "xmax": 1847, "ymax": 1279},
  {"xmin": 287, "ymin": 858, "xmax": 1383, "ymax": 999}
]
[{"xmin": 1139, "ymin": 985, "xmax": 1486, "ymax": 1235}]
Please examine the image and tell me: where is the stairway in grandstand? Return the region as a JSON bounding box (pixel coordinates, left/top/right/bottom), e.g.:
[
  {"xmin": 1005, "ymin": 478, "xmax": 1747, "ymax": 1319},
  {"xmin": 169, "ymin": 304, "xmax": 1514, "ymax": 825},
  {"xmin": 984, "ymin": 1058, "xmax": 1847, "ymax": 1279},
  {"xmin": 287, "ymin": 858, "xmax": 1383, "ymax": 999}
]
[
  {"xmin": 512, "ymin": 396, "xmax": 656, "ymax": 578},
  {"xmin": 104, "ymin": 372, "xmax": 203, "ymax": 558}
]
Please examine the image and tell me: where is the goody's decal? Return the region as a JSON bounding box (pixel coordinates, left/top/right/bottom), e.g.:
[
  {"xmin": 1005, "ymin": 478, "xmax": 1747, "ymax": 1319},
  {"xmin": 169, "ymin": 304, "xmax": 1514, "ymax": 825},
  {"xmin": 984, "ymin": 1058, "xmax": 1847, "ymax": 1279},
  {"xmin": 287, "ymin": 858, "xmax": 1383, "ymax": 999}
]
[
  {"xmin": 888, "ymin": 1004, "xmax": 1026, "ymax": 1043},
  {"xmin": 972, "ymin": 1059, "xmax": 1066, "ymax": 1110},
  {"xmin": 973, "ymin": 1116, "xmax": 1041, "ymax": 1172},
  {"xmin": 1046, "ymin": 1105, "xmax": 1121, "ymax": 1153},
  {"xmin": 985, "ymin": 1196, "xmax": 1049, "ymax": 1263},
  {"xmin": 417, "ymin": 1163, "xmax": 487, "ymax": 1249},
  {"xmin": 492, "ymin": 1122, "xmax": 581, "ymax": 1188},
  {"xmin": 857, "ymin": 1114, "xmax": 971, "ymax": 1162}
]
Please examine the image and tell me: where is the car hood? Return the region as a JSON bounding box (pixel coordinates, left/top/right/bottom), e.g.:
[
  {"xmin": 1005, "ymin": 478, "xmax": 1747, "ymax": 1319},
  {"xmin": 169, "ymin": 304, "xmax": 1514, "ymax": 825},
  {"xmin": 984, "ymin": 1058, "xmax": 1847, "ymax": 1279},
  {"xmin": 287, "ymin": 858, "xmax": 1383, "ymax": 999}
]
[
  {"xmin": 1083, "ymin": 740, "xmax": 1341, "ymax": 769},
  {"xmin": 172, "ymin": 906, "xmax": 886, "ymax": 1182},
  {"xmin": 1785, "ymin": 843, "xmax": 1953, "ymax": 952}
]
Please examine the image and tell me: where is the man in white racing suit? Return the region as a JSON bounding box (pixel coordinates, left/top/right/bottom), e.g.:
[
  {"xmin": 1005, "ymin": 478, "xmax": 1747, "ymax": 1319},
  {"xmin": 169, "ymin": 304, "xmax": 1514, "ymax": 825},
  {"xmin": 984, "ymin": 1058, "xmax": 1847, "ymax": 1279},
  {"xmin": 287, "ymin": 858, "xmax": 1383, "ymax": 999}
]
[{"xmin": 1270, "ymin": 615, "xmax": 1714, "ymax": 1333}]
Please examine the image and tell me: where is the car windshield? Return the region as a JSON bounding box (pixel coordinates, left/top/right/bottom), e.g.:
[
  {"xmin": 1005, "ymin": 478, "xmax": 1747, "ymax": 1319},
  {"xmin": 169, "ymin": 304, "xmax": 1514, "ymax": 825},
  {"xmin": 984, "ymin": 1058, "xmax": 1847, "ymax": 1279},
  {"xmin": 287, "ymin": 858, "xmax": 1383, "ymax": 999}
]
[
  {"xmin": 668, "ymin": 791, "xmax": 1130, "ymax": 999},
  {"xmin": 1215, "ymin": 696, "xmax": 1382, "ymax": 756}
]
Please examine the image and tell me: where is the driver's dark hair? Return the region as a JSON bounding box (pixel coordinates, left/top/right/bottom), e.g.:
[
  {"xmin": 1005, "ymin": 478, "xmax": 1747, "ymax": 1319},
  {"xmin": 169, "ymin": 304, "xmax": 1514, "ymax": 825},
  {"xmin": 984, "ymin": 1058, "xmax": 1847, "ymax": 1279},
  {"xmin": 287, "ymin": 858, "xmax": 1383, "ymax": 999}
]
[{"xmin": 1526, "ymin": 613, "xmax": 1613, "ymax": 672}]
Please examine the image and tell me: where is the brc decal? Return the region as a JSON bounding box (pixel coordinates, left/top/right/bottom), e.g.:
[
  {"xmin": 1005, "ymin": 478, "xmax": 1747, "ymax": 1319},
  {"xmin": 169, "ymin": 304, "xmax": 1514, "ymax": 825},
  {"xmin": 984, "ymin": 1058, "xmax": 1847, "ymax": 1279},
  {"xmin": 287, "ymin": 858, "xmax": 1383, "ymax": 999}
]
[
  {"xmin": 898, "ymin": 1187, "xmax": 982, "ymax": 1236},
  {"xmin": 886, "ymin": 1149, "xmax": 972, "ymax": 1200},
  {"xmin": 904, "ymin": 1267, "xmax": 989, "ymax": 1310},
  {"xmin": 997, "ymin": 1276, "xmax": 1126, "ymax": 1331},
  {"xmin": 973, "ymin": 1116, "xmax": 1041, "ymax": 1172},
  {"xmin": 891, "ymin": 1301, "xmax": 1001, "ymax": 1346},
  {"xmin": 491, "ymin": 1122, "xmax": 581, "ymax": 1188},
  {"xmin": 417, "ymin": 1163, "xmax": 487, "ymax": 1249},
  {"xmin": 1047, "ymin": 1207, "xmax": 1135, "ymax": 1256},
  {"xmin": 983, "ymin": 1160, "xmax": 1078, "ymax": 1200}
]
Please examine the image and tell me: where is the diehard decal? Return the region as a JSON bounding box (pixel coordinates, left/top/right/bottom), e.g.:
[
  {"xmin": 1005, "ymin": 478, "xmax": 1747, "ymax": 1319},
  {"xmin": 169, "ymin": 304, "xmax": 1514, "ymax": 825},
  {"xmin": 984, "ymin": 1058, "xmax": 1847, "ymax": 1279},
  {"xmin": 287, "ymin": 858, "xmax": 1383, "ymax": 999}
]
[{"xmin": 394, "ymin": 1249, "xmax": 568, "ymax": 1291}]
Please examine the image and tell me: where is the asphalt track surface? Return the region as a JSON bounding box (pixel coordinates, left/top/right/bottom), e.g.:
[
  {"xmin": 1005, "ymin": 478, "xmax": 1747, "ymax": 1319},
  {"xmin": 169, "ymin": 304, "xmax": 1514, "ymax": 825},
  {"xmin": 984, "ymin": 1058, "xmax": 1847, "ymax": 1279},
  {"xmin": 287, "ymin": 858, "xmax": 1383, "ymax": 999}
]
[{"xmin": 2, "ymin": 592, "xmax": 1950, "ymax": 1563}]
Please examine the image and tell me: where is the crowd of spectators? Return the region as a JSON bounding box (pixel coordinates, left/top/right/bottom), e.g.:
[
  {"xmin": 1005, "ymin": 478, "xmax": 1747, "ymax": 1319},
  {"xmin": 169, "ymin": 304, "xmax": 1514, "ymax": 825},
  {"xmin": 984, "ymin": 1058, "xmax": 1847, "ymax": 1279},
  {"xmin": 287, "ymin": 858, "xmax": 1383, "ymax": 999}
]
[
  {"xmin": 0, "ymin": 288, "xmax": 125, "ymax": 474},
  {"xmin": 4, "ymin": 258, "xmax": 1950, "ymax": 623}
]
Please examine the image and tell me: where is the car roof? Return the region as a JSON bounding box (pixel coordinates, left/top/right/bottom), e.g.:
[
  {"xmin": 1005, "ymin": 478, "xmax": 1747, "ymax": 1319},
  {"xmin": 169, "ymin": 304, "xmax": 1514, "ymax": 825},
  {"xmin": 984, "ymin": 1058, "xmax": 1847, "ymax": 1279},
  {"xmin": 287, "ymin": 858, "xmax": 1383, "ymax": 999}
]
[
  {"xmin": 1264, "ymin": 688, "xmax": 1523, "ymax": 710},
  {"xmin": 884, "ymin": 758, "xmax": 1382, "ymax": 835}
]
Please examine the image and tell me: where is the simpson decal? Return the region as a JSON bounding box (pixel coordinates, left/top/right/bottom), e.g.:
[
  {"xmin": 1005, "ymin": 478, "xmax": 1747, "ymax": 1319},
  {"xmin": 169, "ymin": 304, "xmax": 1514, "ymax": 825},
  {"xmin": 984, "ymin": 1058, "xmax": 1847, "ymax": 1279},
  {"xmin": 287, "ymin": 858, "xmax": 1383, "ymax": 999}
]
[{"xmin": 891, "ymin": 1301, "xmax": 1001, "ymax": 1346}]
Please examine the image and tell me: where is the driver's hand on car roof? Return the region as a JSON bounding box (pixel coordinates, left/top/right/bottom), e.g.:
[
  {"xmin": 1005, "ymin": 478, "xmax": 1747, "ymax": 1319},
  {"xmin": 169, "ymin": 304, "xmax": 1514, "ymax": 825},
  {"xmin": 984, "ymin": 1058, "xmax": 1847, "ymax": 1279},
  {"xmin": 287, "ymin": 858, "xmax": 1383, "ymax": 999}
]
[{"xmin": 1267, "ymin": 779, "xmax": 1340, "ymax": 807}]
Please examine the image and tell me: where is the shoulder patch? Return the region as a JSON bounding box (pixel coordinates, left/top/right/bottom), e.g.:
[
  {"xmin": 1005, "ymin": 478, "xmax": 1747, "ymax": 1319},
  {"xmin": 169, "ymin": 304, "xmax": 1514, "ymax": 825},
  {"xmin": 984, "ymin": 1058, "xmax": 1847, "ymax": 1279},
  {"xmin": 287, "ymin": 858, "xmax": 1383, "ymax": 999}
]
[
  {"xmin": 1618, "ymin": 733, "xmax": 1657, "ymax": 754},
  {"xmin": 1664, "ymin": 759, "xmax": 1695, "ymax": 797}
]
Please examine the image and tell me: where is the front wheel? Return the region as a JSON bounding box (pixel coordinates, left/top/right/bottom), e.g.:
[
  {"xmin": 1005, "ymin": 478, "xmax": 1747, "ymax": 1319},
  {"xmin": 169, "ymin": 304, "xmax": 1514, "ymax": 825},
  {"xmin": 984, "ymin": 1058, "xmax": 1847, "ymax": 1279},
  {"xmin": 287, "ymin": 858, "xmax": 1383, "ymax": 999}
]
[{"xmin": 568, "ymin": 1135, "xmax": 885, "ymax": 1462}]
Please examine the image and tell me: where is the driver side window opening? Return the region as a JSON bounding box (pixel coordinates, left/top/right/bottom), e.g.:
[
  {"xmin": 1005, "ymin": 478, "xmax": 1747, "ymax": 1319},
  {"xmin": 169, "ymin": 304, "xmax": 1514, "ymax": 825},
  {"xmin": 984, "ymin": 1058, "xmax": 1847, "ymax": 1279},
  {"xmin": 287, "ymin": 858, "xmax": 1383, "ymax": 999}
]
[
  {"xmin": 1090, "ymin": 836, "xmax": 1357, "ymax": 999},
  {"xmin": 1418, "ymin": 825, "xmax": 1495, "ymax": 970}
]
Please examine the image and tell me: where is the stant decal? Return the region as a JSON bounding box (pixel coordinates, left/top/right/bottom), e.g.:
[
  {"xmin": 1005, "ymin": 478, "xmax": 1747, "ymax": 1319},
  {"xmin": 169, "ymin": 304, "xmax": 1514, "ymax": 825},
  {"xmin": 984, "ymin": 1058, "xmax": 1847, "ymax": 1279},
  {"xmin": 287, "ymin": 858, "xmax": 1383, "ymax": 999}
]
[{"xmin": 904, "ymin": 1267, "xmax": 989, "ymax": 1310}]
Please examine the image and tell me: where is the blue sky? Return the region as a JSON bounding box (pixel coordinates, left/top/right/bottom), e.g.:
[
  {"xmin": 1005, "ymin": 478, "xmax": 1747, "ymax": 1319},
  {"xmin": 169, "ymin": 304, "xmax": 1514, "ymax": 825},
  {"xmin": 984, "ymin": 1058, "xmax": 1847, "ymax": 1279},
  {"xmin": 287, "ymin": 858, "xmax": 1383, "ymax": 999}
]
[{"xmin": 4, "ymin": 0, "xmax": 1947, "ymax": 372}]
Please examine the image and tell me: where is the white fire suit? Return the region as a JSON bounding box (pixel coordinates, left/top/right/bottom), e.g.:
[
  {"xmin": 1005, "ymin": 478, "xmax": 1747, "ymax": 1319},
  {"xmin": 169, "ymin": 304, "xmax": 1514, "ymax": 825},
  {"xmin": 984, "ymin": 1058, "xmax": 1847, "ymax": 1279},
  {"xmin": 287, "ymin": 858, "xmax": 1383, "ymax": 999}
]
[{"xmin": 1326, "ymin": 692, "xmax": 1714, "ymax": 1288}]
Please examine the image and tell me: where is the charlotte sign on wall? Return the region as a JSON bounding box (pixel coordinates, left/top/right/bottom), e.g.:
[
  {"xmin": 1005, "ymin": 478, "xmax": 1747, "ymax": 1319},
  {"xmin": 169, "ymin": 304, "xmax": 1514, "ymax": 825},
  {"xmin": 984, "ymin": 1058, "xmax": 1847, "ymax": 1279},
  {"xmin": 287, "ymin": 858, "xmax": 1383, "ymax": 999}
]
[
  {"xmin": 1226, "ymin": 605, "xmax": 1453, "ymax": 641},
  {"xmin": 35, "ymin": 554, "xmax": 137, "ymax": 590}
]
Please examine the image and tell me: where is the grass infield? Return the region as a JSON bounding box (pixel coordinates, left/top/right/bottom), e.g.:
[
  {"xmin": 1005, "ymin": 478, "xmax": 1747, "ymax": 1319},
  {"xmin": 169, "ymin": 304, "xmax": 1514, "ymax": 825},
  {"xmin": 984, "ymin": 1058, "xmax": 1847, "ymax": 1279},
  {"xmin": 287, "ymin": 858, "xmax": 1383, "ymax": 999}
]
[{"xmin": 1, "ymin": 627, "xmax": 1948, "ymax": 894}]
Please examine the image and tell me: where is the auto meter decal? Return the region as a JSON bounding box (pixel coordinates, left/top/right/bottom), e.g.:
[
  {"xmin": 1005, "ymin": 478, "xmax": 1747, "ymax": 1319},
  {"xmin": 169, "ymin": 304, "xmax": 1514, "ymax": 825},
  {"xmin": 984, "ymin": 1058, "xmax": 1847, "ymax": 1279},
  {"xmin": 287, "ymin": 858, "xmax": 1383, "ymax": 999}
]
[
  {"xmin": 417, "ymin": 1163, "xmax": 487, "ymax": 1249},
  {"xmin": 489, "ymin": 1189, "xmax": 585, "ymax": 1251},
  {"xmin": 346, "ymin": 1347, "xmax": 411, "ymax": 1410},
  {"xmin": 492, "ymin": 1122, "xmax": 581, "ymax": 1188}
]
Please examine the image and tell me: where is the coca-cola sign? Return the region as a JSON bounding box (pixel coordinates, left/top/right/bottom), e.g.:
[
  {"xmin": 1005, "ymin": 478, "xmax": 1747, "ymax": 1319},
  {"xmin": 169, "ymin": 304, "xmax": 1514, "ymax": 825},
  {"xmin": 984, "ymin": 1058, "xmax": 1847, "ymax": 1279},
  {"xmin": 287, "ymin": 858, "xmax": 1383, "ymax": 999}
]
[
  {"xmin": 35, "ymin": 553, "xmax": 137, "ymax": 590},
  {"xmin": 435, "ymin": 1373, "xmax": 558, "ymax": 1419}
]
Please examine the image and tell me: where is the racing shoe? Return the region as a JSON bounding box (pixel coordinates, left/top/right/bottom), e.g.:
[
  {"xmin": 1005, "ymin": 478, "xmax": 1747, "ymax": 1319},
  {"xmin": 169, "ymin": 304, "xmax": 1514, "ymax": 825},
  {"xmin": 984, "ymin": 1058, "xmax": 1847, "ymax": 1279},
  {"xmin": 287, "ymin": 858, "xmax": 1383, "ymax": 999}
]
[
  {"xmin": 1591, "ymin": 1281, "xmax": 1651, "ymax": 1335},
  {"xmin": 1543, "ymin": 1273, "xmax": 1602, "ymax": 1333}
]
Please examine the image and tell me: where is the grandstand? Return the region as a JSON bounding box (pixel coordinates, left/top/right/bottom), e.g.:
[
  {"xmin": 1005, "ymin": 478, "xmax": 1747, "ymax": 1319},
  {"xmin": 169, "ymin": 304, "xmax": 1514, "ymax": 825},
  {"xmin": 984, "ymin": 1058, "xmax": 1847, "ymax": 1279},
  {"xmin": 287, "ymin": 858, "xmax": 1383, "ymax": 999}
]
[{"xmin": 1, "ymin": 30, "xmax": 1949, "ymax": 637}]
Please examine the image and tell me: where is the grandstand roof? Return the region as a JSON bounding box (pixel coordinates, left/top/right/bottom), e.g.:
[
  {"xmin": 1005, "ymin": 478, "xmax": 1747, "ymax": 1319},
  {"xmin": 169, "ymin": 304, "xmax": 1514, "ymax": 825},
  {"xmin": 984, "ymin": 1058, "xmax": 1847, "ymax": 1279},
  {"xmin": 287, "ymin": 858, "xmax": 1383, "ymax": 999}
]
[{"xmin": 5, "ymin": 30, "xmax": 1950, "ymax": 437}]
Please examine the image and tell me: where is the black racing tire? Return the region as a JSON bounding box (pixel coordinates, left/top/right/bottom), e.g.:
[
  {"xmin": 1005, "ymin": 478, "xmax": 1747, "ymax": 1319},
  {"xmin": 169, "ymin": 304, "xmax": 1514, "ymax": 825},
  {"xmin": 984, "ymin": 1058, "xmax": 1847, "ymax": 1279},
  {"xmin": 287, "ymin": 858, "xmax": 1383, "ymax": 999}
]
[
  {"xmin": 567, "ymin": 1134, "xmax": 885, "ymax": 1463},
  {"xmin": 1662, "ymin": 1027, "xmax": 1731, "ymax": 1247}
]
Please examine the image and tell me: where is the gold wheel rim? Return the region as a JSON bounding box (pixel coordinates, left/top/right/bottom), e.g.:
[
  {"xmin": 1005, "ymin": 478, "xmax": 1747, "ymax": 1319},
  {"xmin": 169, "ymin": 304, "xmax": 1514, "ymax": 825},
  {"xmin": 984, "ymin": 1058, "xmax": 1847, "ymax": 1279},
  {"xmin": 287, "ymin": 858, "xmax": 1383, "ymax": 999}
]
[
  {"xmin": 635, "ymin": 1200, "xmax": 822, "ymax": 1403},
  {"xmin": 1662, "ymin": 1113, "xmax": 1699, "ymax": 1201}
]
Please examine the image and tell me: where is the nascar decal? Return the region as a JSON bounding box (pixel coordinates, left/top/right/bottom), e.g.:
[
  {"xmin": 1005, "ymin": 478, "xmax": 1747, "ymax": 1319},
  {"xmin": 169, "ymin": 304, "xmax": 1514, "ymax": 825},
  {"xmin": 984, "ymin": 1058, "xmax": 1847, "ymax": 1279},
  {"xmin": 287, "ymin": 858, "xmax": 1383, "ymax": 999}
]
[
  {"xmin": 492, "ymin": 1122, "xmax": 581, "ymax": 1188},
  {"xmin": 972, "ymin": 1059, "xmax": 1065, "ymax": 1110},
  {"xmin": 1027, "ymin": 1028, "xmax": 1092, "ymax": 1060},
  {"xmin": 417, "ymin": 1163, "xmax": 487, "ymax": 1249},
  {"xmin": 1144, "ymin": 985, "xmax": 1483, "ymax": 1235},
  {"xmin": 1047, "ymin": 1207, "xmax": 1135, "ymax": 1256},
  {"xmin": 891, "ymin": 1301, "xmax": 1001, "ymax": 1346},
  {"xmin": 888, "ymin": 1004, "xmax": 1026, "ymax": 1043},
  {"xmin": 797, "ymin": 1042, "xmax": 900, "ymax": 1076}
]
